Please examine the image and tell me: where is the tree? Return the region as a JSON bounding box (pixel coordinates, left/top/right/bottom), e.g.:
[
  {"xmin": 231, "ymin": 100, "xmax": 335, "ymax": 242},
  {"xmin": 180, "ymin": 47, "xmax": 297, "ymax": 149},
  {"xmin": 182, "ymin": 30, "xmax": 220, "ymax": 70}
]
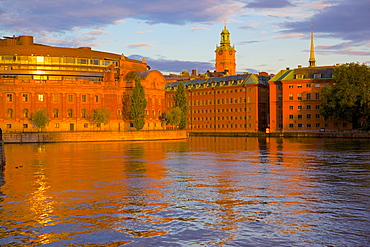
[
  {"xmin": 173, "ymin": 81, "xmax": 188, "ymax": 130},
  {"xmin": 31, "ymin": 108, "xmax": 50, "ymax": 131},
  {"xmin": 166, "ymin": 107, "xmax": 182, "ymax": 127},
  {"xmin": 91, "ymin": 107, "xmax": 111, "ymax": 128},
  {"xmin": 320, "ymin": 63, "xmax": 370, "ymax": 129},
  {"xmin": 130, "ymin": 76, "xmax": 148, "ymax": 130}
]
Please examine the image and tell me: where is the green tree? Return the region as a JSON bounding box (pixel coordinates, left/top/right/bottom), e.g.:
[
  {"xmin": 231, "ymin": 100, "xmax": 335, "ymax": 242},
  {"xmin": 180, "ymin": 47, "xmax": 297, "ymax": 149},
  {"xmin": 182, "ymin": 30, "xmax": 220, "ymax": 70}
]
[
  {"xmin": 91, "ymin": 107, "xmax": 111, "ymax": 128},
  {"xmin": 31, "ymin": 108, "xmax": 50, "ymax": 131},
  {"xmin": 320, "ymin": 63, "xmax": 370, "ymax": 129},
  {"xmin": 173, "ymin": 81, "xmax": 188, "ymax": 130},
  {"xmin": 166, "ymin": 107, "xmax": 182, "ymax": 127},
  {"xmin": 130, "ymin": 76, "xmax": 148, "ymax": 130}
]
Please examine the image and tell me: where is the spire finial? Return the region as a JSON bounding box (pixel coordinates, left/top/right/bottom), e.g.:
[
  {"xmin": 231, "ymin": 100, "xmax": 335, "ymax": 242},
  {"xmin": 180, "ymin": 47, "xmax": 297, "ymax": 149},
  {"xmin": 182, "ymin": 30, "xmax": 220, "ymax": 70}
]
[{"xmin": 309, "ymin": 24, "xmax": 316, "ymax": 67}]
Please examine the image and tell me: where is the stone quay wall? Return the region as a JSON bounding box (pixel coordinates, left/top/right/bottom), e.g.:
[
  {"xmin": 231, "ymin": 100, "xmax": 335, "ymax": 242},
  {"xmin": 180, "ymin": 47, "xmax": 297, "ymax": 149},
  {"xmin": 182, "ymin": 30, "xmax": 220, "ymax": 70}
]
[
  {"xmin": 0, "ymin": 129, "xmax": 5, "ymax": 168},
  {"xmin": 3, "ymin": 130, "xmax": 187, "ymax": 144}
]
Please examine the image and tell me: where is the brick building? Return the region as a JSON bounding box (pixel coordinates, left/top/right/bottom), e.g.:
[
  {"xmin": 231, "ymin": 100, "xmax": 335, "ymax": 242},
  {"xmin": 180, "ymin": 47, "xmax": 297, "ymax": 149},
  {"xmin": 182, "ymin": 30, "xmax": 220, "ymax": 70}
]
[
  {"xmin": 0, "ymin": 35, "xmax": 167, "ymax": 132},
  {"xmin": 165, "ymin": 73, "xmax": 270, "ymax": 132}
]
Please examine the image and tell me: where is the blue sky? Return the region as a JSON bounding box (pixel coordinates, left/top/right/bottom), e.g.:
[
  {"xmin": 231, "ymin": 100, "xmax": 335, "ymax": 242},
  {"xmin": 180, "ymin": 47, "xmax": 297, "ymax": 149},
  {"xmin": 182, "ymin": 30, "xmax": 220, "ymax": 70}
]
[{"xmin": 1, "ymin": 0, "xmax": 369, "ymax": 74}]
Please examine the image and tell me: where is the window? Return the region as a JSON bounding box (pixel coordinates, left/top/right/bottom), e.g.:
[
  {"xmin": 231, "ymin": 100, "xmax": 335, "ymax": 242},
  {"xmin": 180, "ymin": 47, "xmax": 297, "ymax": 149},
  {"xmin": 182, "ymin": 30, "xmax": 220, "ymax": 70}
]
[
  {"xmin": 316, "ymin": 123, "xmax": 320, "ymax": 127},
  {"xmin": 298, "ymin": 123, "xmax": 303, "ymax": 128},
  {"xmin": 6, "ymin": 94, "xmax": 13, "ymax": 102},
  {"xmin": 53, "ymin": 109, "xmax": 59, "ymax": 118},
  {"xmin": 55, "ymin": 123, "xmax": 60, "ymax": 128},
  {"xmin": 84, "ymin": 123, "xmax": 89, "ymax": 128},
  {"xmin": 289, "ymin": 115, "xmax": 294, "ymax": 119},
  {"xmin": 316, "ymin": 114, "xmax": 320, "ymax": 119},
  {"xmin": 298, "ymin": 105, "xmax": 302, "ymax": 110},
  {"xmin": 81, "ymin": 109, "xmax": 87, "ymax": 118},
  {"xmin": 67, "ymin": 109, "xmax": 73, "ymax": 118},
  {"xmin": 307, "ymin": 123, "xmax": 312, "ymax": 128},
  {"xmin": 315, "ymin": 84, "xmax": 320, "ymax": 88},
  {"xmin": 7, "ymin": 108, "xmax": 13, "ymax": 118},
  {"xmin": 23, "ymin": 124, "xmax": 28, "ymax": 129},
  {"xmin": 306, "ymin": 83, "xmax": 311, "ymax": 88},
  {"xmin": 289, "ymin": 94, "xmax": 293, "ymax": 100},
  {"xmin": 82, "ymin": 95, "xmax": 87, "ymax": 102},
  {"xmin": 53, "ymin": 94, "xmax": 59, "ymax": 102},
  {"xmin": 307, "ymin": 114, "xmax": 311, "ymax": 119},
  {"xmin": 315, "ymin": 93, "xmax": 320, "ymax": 100},
  {"xmin": 22, "ymin": 94, "xmax": 28, "ymax": 102},
  {"xmin": 298, "ymin": 114, "xmax": 302, "ymax": 119},
  {"xmin": 316, "ymin": 105, "xmax": 320, "ymax": 110},
  {"xmin": 22, "ymin": 109, "xmax": 29, "ymax": 119},
  {"xmin": 297, "ymin": 84, "xmax": 302, "ymax": 88},
  {"xmin": 314, "ymin": 74, "xmax": 322, "ymax": 78},
  {"xmin": 289, "ymin": 106, "xmax": 293, "ymax": 110},
  {"xmin": 306, "ymin": 105, "xmax": 311, "ymax": 110},
  {"xmin": 68, "ymin": 95, "xmax": 73, "ymax": 102},
  {"xmin": 38, "ymin": 94, "xmax": 44, "ymax": 101},
  {"xmin": 298, "ymin": 94, "xmax": 302, "ymax": 100},
  {"xmin": 306, "ymin": 93, "xmax": 311, "ymax": 100},
  {"xmin": 7, "ymin": 124, "xmax": 12, "ymax": 129},
  {"xmin": 297, "ymin": 74, "xmax": 304, "ymax": 79},
  {"xmin": 95, "ymin": 95, "xmax": 99, "ymax": 102},
  {"xmin": 289, "ymin": 124, "xmax": 294, "ymax": 128},
  {"xmin": 288, "ymin": 84, "xmax": 294, "ymax": 88}
]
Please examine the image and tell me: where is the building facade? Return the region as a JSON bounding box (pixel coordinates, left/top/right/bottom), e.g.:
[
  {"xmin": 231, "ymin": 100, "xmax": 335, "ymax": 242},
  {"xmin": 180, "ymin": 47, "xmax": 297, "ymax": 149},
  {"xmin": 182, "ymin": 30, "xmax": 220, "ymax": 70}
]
[
  {"xmin": 165, "ymin": 73, "xmax": 270, "ymax": 132},
  {"xmin": 0, "ymin": 35, "xmax": 167, "ymax": 132},
  {"xmin": 269, "ymin": 65, "xmax": 352, "ymax": 132}
]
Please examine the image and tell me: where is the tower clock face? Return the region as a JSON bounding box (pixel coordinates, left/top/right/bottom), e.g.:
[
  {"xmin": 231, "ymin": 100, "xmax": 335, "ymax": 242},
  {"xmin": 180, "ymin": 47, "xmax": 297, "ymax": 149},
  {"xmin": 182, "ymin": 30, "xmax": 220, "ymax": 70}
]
[{"xmin": 218, "ymin": 50, "xmax": 223, "ymax": 55}]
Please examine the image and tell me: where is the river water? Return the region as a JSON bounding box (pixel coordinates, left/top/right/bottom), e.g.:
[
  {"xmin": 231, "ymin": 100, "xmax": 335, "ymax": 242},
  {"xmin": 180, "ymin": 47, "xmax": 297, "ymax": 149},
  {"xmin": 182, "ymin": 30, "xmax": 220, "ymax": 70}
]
[{"xmin": 0, "ymin": 137, "xmax": 369, "ymax": 246}]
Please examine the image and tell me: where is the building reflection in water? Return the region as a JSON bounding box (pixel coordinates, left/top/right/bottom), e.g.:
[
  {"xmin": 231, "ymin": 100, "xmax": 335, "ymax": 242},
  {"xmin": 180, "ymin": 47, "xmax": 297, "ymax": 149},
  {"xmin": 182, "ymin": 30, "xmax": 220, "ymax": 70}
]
[{"xmin": 1, "ymin": 138, "xmax": 368, "ymax": 246}]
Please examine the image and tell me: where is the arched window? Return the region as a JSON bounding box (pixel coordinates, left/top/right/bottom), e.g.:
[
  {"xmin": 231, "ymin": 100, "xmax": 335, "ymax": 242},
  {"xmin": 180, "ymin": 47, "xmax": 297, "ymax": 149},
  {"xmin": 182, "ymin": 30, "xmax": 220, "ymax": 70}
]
[
  {"xmin": 22, "ymin": 108, "xmax": 29, "ymax": 119},
  {"xmin": 81, "ymin": 109, "xmax": 87, "ymax": 118},
  {"xmin": 67, "ymin": 109, "xmax": 73, "ymax": 118},
  {"xmin": 7, "ymin": 108, "xmax": 13, "ymax": 118},
  {"xmin": 53, "ymin": 109, "xmax": 59, "ymax": 118}
]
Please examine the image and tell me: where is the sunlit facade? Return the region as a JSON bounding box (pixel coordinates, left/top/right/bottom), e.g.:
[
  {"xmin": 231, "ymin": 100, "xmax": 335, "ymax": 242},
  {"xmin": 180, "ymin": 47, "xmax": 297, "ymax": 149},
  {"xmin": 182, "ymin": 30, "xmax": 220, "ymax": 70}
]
[
  {"xmin": 0, "ymin": 35, "xmax": 167, "ymax": 132},
  {"xmin": 165, "ymin": 73, "xmax": 271, "ymax": 132}
]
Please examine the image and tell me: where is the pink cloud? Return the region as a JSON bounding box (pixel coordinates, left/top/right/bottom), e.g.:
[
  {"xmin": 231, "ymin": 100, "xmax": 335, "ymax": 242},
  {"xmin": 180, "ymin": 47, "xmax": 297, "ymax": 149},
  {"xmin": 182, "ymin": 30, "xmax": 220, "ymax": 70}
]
[{"xmin": 127, "ymin": 43, "xmax": 154, "ymax": 48}]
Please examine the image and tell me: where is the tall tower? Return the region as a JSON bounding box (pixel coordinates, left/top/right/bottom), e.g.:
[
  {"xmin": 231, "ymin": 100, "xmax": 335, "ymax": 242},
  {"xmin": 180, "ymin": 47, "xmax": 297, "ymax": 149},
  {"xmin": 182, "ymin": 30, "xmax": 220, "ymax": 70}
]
[
  {"xmin": 309, "ymin": 24, "xmax": 316, "ymax": 67},
  {"xmin": 215, "ymin": 23, "xmax": 236, "ymax": 75}
]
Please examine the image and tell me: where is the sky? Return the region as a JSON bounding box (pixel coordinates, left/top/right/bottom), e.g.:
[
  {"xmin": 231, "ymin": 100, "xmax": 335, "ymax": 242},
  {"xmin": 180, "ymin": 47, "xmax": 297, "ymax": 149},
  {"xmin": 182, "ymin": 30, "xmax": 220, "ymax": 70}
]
[{"xmin": 0, "ymin": 0, "xmax": 369, "ymax": 75}]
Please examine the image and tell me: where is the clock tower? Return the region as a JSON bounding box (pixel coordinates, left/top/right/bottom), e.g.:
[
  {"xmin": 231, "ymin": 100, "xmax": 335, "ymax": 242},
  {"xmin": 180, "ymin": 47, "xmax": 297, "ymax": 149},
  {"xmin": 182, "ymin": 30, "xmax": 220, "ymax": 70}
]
[{"xmin": 215, "ymin": 24, "xmax": 236, "ymax": 75}]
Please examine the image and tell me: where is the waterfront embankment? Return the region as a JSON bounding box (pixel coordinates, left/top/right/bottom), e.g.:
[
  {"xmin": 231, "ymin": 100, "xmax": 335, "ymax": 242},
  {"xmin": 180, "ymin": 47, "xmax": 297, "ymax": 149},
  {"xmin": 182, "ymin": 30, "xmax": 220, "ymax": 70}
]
[
  {"xmin": 189, "ymin": 131, "xmax": 370, "ymax": 138},
  {"xmin": 0, "ymin": 128, "xmax": 5, "ymax": 168},
  {"xmin": 2, "ymin": 130, "xmax": 187, "ymax": 143}
]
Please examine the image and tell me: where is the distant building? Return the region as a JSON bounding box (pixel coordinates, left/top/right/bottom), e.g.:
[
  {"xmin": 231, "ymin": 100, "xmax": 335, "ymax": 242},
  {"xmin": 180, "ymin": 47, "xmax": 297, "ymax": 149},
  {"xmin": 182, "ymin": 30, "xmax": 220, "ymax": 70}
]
[
  {"xmin": 268, "ymin": 30, "xmax": 352, "ymax": 132},
  {"xmin": 0, "ymin": 35, "xmax": 166, "ymax": 132},
  {"xmin": 165, "ymin": 73, "xmax": 271, "ymax": 132}
]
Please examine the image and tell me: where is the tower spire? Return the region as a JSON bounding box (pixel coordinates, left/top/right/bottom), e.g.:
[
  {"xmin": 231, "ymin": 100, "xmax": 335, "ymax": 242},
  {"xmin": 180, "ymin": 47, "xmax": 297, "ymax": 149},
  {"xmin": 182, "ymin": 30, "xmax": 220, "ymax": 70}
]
[{"xmin": 309, "ymin": 24, "xmax": 316, "ymax": 67}]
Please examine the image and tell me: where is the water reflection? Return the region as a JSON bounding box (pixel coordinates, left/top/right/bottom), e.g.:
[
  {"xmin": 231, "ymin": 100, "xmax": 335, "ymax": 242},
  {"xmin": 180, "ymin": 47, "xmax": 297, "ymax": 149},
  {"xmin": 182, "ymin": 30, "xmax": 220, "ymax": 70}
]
[{"xmin": 0, "ymin": 138, "xmax": 369, "ymax": 246}]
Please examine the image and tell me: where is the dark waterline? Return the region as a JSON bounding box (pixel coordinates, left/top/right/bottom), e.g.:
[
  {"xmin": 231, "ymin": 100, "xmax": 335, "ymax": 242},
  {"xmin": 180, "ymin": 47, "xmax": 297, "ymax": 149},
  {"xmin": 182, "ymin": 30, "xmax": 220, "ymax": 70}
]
[{"xmin": 0, "ymin": 137, "xmax": 369, "ymax": 246}]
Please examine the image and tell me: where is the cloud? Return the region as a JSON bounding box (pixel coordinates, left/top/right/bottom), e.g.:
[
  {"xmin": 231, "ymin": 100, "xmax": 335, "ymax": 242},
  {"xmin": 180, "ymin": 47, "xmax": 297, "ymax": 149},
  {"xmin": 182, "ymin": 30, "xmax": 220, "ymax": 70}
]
[
  {"xmin": 315, "ymin": 42, "xmax": 370, "ymax": 56},
  {"xmin": 245, "ymin": 0, "xmax": 294, "ymax": 9},
  {"xmin": 0, "ymin": 0, "xmax": 240, "ymax": 34},
  {"xmin": 190, "ymin": 27, "xmax": 208, "ymax": 32},
  {"xmin": 136, "ymin": 30, "xmax": 154, "ymax": 34},
  {"xmin": 127, "ymin": 43, "xmax": 154, "ymax": 48},
  {"xmin": 128, "ymin": 54, "xmax": 214, "ymax": 74},
  {"xmin": 85, "ymin": 30, "xmax": 104, "ymax": 35},
  {"xmin": 282, "ymin": 0, "xmax": 370, "ymax": 43}
]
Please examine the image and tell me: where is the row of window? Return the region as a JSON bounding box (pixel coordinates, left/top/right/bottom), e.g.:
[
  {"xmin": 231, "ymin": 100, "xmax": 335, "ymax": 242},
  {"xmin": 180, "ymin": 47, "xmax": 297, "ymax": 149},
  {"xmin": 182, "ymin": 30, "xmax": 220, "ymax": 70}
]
[
  {"xmin": 4, "ymin": 108, "xmax": 123, "ymax": 119},
  {"xmin": 288, "ymin": 114, "xmax": 321, "ymax": 119},
  {"xmin": 5, "ymin": 123, "xmax": 102, "ymax": 129},
  {"xmin": 286, "ymin": 123, "xmax": 348, "ymax": 128},
  {"xmin": 288, "ymin": 105, "xmax": 320, "ymax": 110},
  {"xmin": 191, "ymin": 124, "xmax": 253, "ymax": 129},
  {"xmin": 0, "ymin": 55, "xmax": 115, "ymax": 67},
  {"xmin": 5, "ymin": 93, "xmax": 101, "ymax": 103},
  {"xmin": 191, "ymin": 115, "xmax": 252, "ymax": 121},
  {"xmin": 287, "ymin": 93, "xmax": 320, "ymax": 100}
]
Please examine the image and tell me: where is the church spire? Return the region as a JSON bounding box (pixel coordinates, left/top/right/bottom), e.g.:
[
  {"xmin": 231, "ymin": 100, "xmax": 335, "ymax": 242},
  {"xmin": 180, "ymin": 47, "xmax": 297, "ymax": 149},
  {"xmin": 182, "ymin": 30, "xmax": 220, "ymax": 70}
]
[{"xmin": 309, "ymin": 24, "xmax": 316, "ymax": 67}]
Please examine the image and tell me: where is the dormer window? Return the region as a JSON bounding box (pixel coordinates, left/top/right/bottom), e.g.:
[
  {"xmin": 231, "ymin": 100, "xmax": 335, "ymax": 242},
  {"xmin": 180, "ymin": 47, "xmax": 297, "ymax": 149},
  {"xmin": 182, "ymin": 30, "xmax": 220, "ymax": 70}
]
[
  {"xmin": 296, "ymin": 74, "xmax": 304, "ymax": 79},
  {"xmin": 314, "ymin": 73, "xmax": 322, "ymax": 78}
]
